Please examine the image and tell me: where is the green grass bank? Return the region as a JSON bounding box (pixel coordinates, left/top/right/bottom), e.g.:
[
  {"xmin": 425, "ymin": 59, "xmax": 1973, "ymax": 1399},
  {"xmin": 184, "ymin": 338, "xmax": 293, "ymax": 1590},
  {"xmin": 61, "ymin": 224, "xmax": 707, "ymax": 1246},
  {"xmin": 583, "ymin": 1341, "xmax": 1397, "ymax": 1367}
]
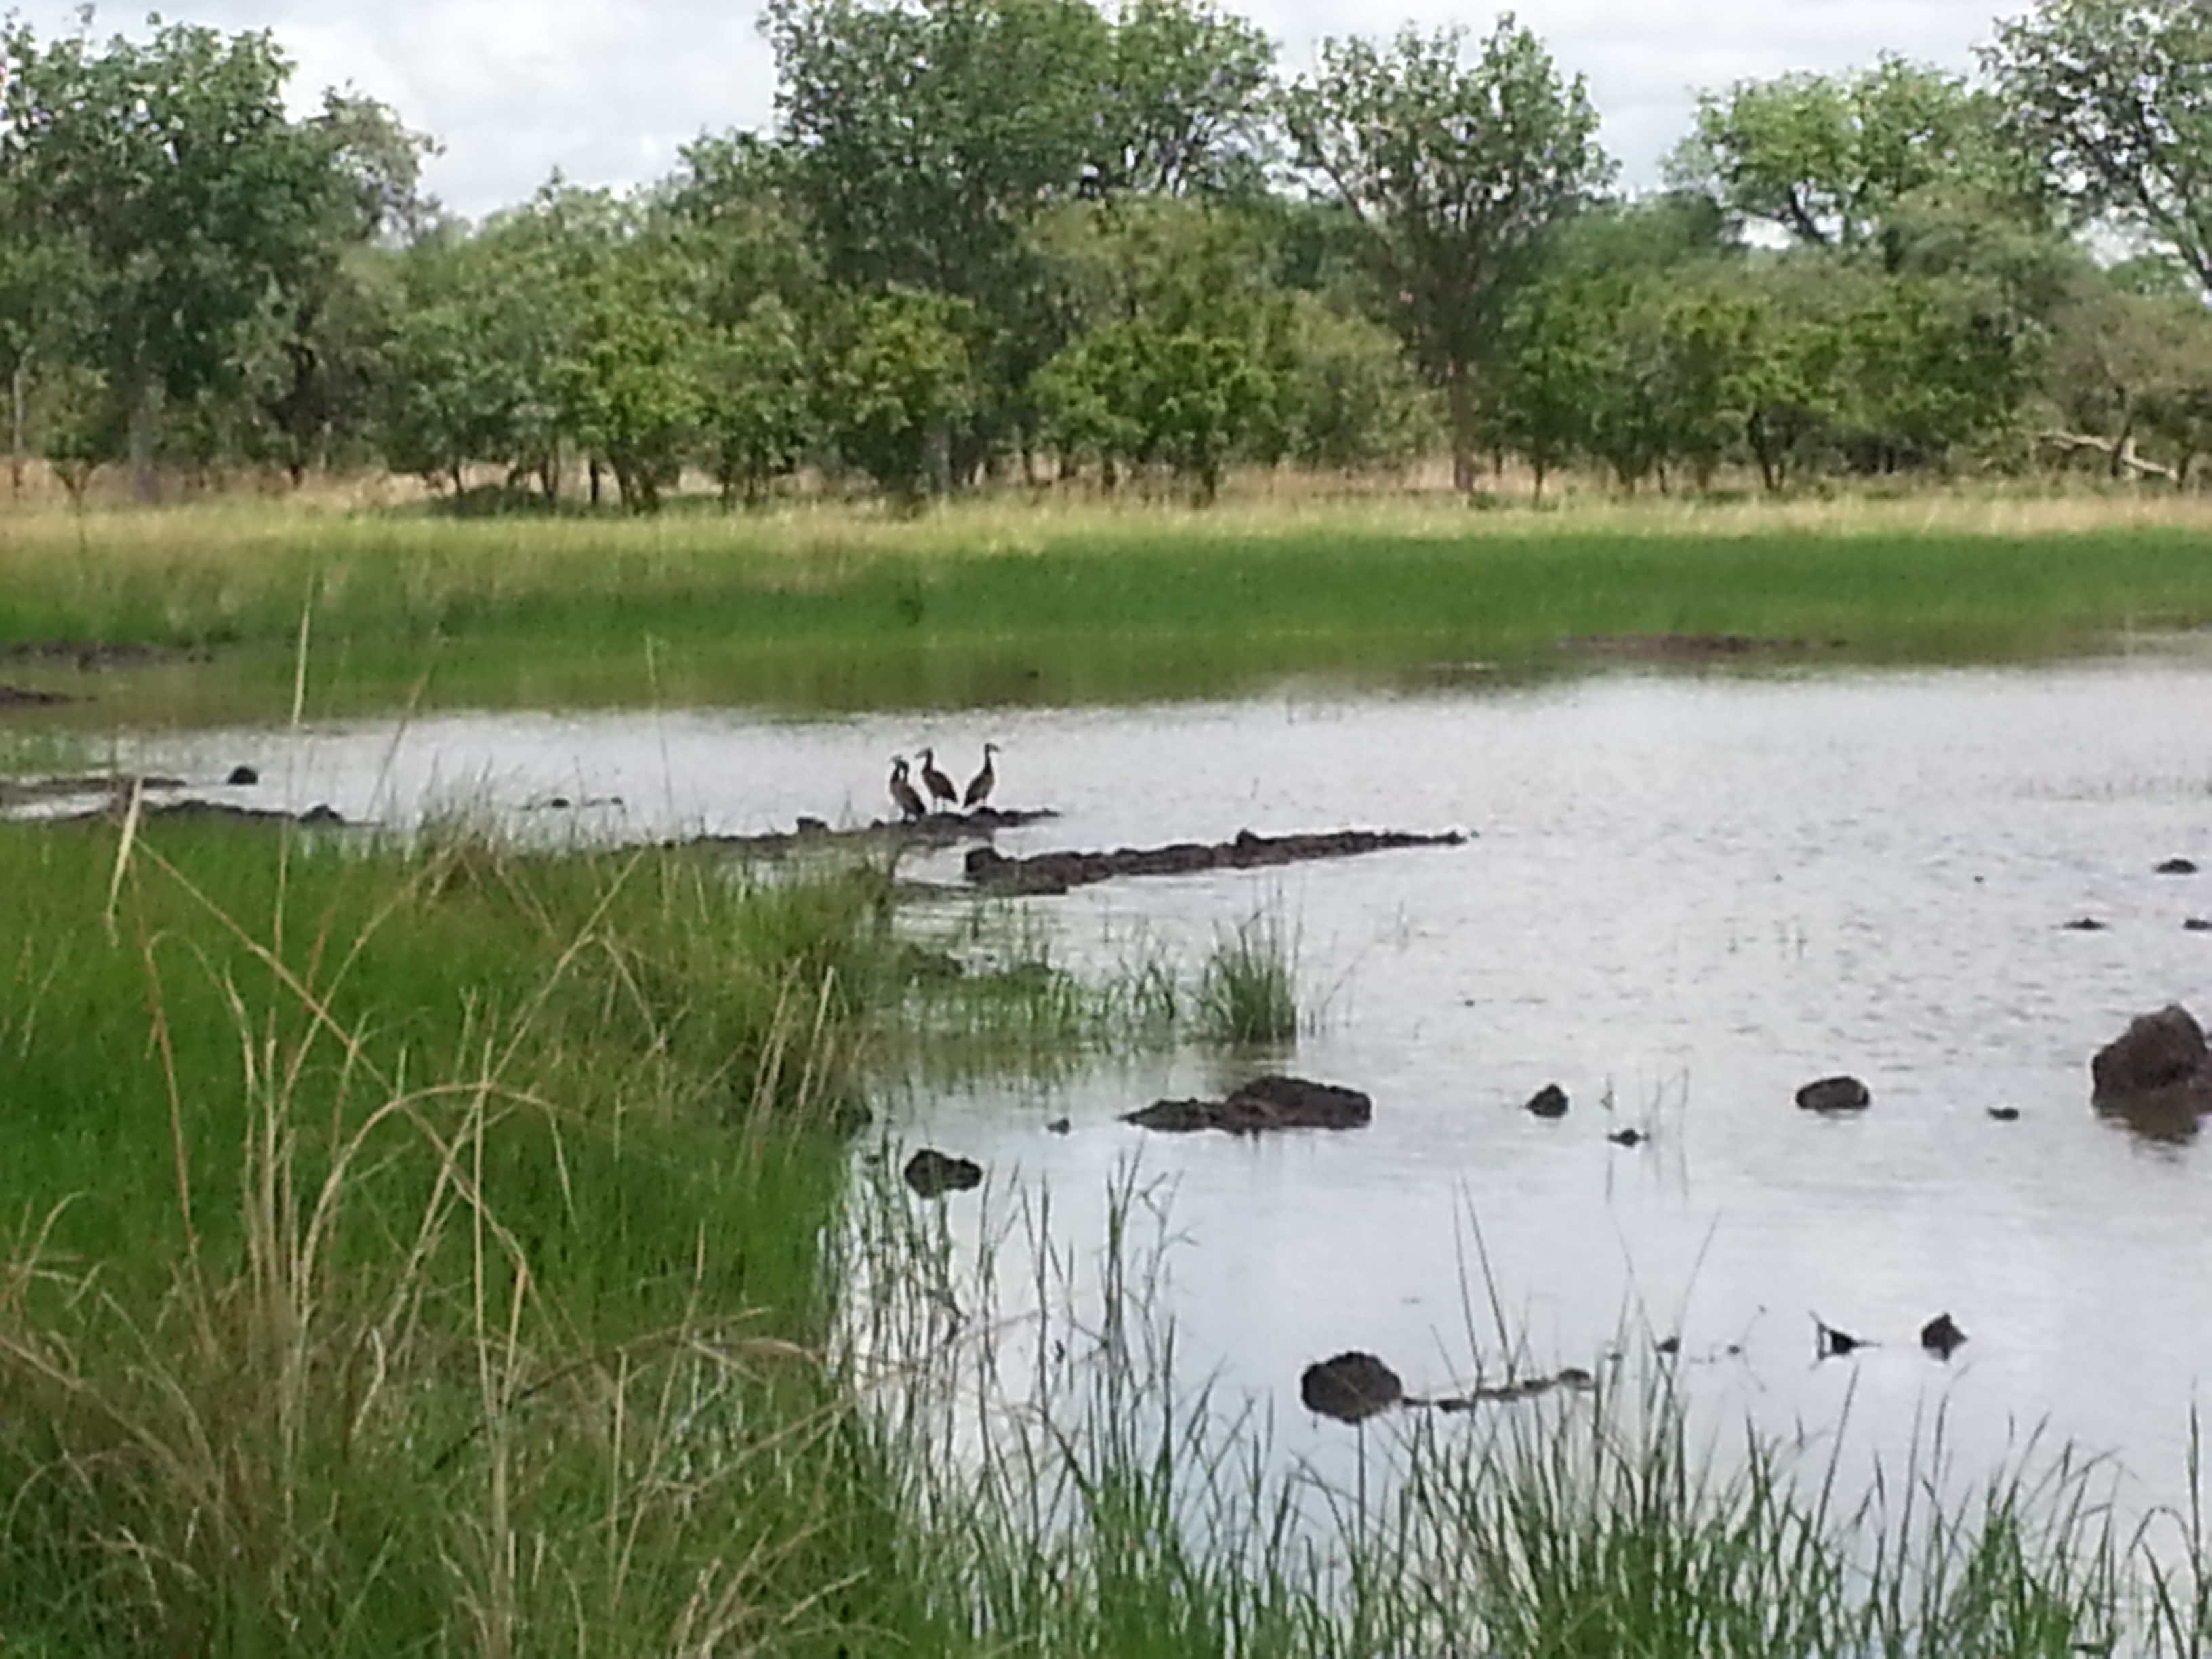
[
  {"xmin": 5, "ymin": 492, "xmax": 2212, "ymax": 720},
  {"xmin": 0, "ymin": 818, "xmax": 960, "ymax": 1656}
]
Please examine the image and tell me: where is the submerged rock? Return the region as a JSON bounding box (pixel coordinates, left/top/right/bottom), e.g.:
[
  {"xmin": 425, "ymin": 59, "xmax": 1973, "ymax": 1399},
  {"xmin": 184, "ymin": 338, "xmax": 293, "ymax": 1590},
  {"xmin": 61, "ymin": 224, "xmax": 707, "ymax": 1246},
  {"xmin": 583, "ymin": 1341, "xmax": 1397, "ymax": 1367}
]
[
  {"xmin": 902, "ymin": 1148, "xmax": 983, "ymax": 1198},
  {"xmin": 1796, "ymin": 1074, "xmax": 1871, "ymax": 1113},
  {"xmin": 1300, "ymin": 1351, "xmax": 1404, "ymax": 1424},
  {"xmin": 1921, "ymin": 1312, "xmax": 1967, "ymax": 1359},
  {"xmin": 1815, "ymin": 1316, "xmax": 1869, "ymax": 1359},
  {"xmin": 2156, "ymin": 857, "xmax": 2200, "ymax": 876},
  {"xmin": 2091, "ymin": 1004, "xmax": 2212, "ymax": 1134},
  {"xmin": 1525, "ymin": 1083, "xmax": 1569, "ymax": 1119},
  {"xmin": 1124, "ymin": 1075, "xmax": 1372, "ymax": 1134}
]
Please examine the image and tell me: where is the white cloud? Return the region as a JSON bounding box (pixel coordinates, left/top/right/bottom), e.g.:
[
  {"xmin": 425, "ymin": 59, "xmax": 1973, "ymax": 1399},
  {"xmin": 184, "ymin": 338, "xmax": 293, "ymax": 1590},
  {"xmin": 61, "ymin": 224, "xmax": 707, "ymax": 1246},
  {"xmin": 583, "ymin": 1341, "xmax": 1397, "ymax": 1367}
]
[{"xmin": 13, "ymin": 0, "xmax": 2015, "ymax": 218}]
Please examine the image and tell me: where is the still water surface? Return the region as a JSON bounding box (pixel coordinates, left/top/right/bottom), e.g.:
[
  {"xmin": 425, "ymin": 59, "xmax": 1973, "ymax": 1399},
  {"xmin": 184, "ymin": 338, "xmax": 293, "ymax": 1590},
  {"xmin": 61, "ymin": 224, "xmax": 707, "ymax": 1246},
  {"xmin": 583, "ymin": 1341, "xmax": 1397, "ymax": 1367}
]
[{"xmin": 109, "ymin": 648, "xmax": 2212, "ymax": 1515}]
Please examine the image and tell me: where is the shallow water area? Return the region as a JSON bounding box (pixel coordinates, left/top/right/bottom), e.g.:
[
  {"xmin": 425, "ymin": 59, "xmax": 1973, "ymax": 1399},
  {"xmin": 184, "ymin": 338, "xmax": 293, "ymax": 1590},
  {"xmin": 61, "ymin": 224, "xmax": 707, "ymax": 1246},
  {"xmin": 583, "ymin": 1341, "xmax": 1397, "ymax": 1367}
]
[{"xmin": 76, "ymin": 645, "xmax": 2212, "ymax": 1525}]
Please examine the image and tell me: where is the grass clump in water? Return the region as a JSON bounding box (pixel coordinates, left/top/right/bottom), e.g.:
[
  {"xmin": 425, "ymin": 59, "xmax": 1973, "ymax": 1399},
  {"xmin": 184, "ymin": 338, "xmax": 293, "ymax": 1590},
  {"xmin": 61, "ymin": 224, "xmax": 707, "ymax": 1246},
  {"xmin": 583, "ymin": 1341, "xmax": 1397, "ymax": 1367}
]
[{"xmin": 1195, "ymin": 907, "xmax": 1301, "ymax": 1045}]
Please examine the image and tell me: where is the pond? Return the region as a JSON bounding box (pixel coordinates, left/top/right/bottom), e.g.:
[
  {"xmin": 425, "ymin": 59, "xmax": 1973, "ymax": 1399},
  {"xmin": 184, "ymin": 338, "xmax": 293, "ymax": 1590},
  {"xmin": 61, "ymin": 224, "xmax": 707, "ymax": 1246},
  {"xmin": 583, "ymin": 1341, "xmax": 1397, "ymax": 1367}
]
[{"xmin": 81, "ymin": 641, "xmax": 2212, "ymax": 1525}]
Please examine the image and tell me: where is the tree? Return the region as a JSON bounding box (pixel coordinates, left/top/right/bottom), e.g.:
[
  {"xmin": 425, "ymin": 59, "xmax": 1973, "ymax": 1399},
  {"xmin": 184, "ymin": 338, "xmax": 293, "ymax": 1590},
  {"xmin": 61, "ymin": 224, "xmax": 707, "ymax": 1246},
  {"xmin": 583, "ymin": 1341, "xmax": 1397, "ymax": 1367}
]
[
  {"xmin": 0, "ymin": 18, "xmax": 361, "ymax": 497},
  {"xmin": 819, "ymin": 291, "xmax": 977, "ymax": 501},
  {"xmin": 1988, "ymin": 0, "xmax": 2212, "ymax": 293},
  {"xmin": 1671, "ymin": 58, "xmax": 2016, "ymax": 260},
  {"xmin": 1283, "ymin": 16, "xmax": 1611, "ymax": 491},
  {"xmin": 1099, "ymin": 0, "xmax": 1277, "ymax": 198},
  {"xmin": 1278, "ymin": 296, "xmax": 1435, "ymax": 472},
  {"xmin": 699, "ymin": 296, "xmax": 814, "ymax": 506},
  {"xmin": 257, "ymin": 93, "xmax": 436, "ymax": 483},
  {"xmin": 1494, "ymin": 279, "xmax": 1605, "ymax": 500}
]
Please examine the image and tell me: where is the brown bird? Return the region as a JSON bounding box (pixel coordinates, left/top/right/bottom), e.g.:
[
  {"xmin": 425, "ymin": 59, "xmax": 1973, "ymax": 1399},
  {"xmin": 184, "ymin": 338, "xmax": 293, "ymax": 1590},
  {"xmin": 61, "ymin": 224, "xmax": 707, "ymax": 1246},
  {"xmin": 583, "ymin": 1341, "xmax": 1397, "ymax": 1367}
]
[
  {"xmin": 963, "ymin": 741, "xmax": 1000, "ymax": 810},
  {"xmin": 888, "ymin": 756, "xmax": 926, "ymax": 821},
  {"xmin": 918, "ymin": 747, "xmax": 958, "ymax": 813}
]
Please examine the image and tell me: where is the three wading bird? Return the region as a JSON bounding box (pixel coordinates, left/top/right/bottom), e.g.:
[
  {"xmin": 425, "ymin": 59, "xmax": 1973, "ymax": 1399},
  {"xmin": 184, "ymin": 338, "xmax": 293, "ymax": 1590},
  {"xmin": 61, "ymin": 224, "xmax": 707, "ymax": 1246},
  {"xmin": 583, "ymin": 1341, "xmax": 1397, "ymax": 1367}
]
[
  {"xmin": 963, "ymin": 741, "xmax": 1000, "ymax": 810},
  {"xmin": 888, "ymin": 756, "xmax": 926, "ymax": 821},
  {"xmin": 918, "ymin": 747, "xmax": 958, "ymax": 813}
]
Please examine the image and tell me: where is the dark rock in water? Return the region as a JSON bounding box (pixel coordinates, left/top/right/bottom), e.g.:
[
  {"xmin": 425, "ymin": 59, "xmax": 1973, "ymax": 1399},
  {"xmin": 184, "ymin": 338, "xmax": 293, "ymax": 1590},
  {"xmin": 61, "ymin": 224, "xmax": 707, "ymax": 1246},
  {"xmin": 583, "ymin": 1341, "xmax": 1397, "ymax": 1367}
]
[
  {"xmin": 1300, "ymin": 1351, "xmax": 1404, "ymax": 1424},
  {"xmin": 903, "ymin": 1149, "xmax": 983, "ymax": 1198},
  {"xmin": 2092, "ymin": 1004, "xmax": 2211, "ymax": 1095},
  {"xmin": 1986, "ymin": 1105, "xmax": 2022, "ymax": 1122},
  {"xmin": 1044, "ymin": 1116, "xmax": 1071, "ymax": 1136},
  {"xmin": 1653, "ymin": 1335, "xmax": 1681, "ymax": 1356},
  {"xmin": 1815, "ymin": 1316, "xmax": 1868, "ymax": 1359},
  {"xmin": 965, "ymin": 824, "xmax": 1467, "ymax": 896},
  {"xmin": 2156, "ymin": 857, "xmax": 2200, "ymax": 875},
  {"xmin": 2062, "ymin": 916, "xmax": 2108, "ymax": 931},
  {"xmin": 794, "ymin": 815, "xmax": 829, "ymax": 835},
  {"xmin": 1921, "ymin": 1312, "xmax": 1967, "ymax": 1359},
  {"xmin": 1124, "ymin": 1074, "xmax": 1372, "ymax": 1134},
  {"xmin": 225, "ymin": 764, "xmax": 259, "ymax": 787},
  {"xmin": 1607, "ymin": 1126, "xmax": 1645, "ymax": 1147},
  {"xmin": 2187, "ymin": 918, "xmax": 2212, "ymax": 933},
  {"xmin": 2091, "ymin": 1004, "xmax": 2212, "ymax": 1133},
  {"xmin": 1525, "ymin": 1082, "xmax": 1569, "ymax": 1118},
  {"xmin": 1797, "ymin": 1074, "xmax": 1871, "ymax": 1113}
]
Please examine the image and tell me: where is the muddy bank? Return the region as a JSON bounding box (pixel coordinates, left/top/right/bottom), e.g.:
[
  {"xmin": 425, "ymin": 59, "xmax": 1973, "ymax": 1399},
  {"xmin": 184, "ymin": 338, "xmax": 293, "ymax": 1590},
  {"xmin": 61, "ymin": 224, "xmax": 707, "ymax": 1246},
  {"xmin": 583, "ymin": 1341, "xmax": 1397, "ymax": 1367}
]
[
  {"xmin": 0, "ymin": 684, "xmax": 73, "ymax": 708},
  {"xmin": 678, "ymin": 804, "xmax": 1058, "ymax": 857},
  {"xmin": 1558, "ymin": 632, "xmax": 1848, "ymax": 661},
  {"xmin": 0, "ymin": 639, "xmax": 209, "ymax": 671},
  {"xmin": 965, "ymin": 825, "xmax": 1468, "ymax": 895},
  {"xmin": 0, "ymin": 773, "xmax": 186, "ymax": 811},
  {"xmin": 1, "ymin": 773, "xmax": 349, "ymax": 830}
]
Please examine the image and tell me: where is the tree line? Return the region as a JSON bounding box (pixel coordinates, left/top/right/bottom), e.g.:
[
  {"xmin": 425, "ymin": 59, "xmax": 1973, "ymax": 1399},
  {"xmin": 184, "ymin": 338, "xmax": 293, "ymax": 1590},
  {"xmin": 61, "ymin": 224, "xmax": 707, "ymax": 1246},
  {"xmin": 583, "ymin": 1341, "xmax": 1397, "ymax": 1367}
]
[{"xmin": 6, "ymin": 0, "xmax": 2212, "ymax": 510}]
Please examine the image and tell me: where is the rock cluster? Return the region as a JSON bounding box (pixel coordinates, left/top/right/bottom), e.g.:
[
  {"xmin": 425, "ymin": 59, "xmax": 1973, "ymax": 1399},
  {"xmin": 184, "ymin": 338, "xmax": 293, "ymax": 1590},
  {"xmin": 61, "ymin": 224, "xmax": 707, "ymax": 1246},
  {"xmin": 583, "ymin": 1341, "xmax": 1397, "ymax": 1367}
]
[{"xmin": 1124, "ymin": 1075, "xmax": 1372, "ymax": 1134}]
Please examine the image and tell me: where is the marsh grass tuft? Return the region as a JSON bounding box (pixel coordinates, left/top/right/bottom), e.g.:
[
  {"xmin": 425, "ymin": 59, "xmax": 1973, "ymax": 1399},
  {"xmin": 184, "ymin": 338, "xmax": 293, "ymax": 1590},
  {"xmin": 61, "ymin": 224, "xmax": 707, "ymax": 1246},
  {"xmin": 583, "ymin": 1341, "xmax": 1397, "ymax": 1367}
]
[{"xmin": 1195, "ymin": 907, "xmax": 1302, "ymax": 1045}]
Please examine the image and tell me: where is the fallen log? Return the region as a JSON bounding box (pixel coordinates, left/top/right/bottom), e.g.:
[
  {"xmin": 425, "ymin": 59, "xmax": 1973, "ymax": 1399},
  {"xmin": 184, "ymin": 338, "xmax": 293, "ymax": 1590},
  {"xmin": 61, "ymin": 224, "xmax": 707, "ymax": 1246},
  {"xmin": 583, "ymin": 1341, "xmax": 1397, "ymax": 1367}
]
[{"xmin": 964, "ymin": 824, "xmax": 1469, "ymax": 895}]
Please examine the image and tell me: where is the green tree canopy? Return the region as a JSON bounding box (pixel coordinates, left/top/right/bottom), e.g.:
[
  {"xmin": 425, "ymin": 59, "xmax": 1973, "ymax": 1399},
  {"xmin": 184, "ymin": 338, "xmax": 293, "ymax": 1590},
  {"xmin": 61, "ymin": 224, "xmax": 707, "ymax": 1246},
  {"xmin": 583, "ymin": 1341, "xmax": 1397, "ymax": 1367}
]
[
  {"xmin": 0, "ymin": 17, "xmax": 365, "ymax": 493},
  {"xmin": 1671, "ymin": 58, "xmax": 2017, "ymax": 259},
  {"xmin": 1987, "ymin": 0, "xmax": 2212, "ymax": 293},
  {"xmin": 1282, "ymin": 16, "xmax": 1611, "ymax": 490}
]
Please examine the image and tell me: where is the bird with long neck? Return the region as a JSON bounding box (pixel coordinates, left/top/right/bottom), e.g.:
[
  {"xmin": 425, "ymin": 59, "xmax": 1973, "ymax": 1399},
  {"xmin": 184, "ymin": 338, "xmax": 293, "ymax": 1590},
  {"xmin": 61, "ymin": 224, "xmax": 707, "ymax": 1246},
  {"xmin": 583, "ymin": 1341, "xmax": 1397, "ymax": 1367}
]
[
  {"xmin": 963, "ymin": 741, "xmax": 1000, "ymax": 810},
  {"xmin": 888, "ymin": 756, "xmax": 926, "ymax": 821},
  {"xmin": 918, "ymin": 747, "xmax": 958, "ymax": 813}
]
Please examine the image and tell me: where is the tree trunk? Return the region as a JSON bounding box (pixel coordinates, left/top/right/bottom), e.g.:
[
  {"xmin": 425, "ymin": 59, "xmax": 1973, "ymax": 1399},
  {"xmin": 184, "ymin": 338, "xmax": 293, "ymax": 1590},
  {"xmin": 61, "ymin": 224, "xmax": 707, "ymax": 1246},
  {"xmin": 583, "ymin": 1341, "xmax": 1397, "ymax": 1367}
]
[
  {"xmin": 588, "ymin": 457, "xmax": 602, "ymax": 506},
  {"xmin": 8, "ymin": 361, "xmax": 23, "ymax": 499},
  {"xmin": 129, "ymin": 375, "xmax": 159, "ymax": 504},
  {"xmin": 1447, "ymin": 365, "xmax": 1477, "ymax": 493},
  {"xmin": 925, "ymin": 422, "xmax": 952, "ymax": 498}
]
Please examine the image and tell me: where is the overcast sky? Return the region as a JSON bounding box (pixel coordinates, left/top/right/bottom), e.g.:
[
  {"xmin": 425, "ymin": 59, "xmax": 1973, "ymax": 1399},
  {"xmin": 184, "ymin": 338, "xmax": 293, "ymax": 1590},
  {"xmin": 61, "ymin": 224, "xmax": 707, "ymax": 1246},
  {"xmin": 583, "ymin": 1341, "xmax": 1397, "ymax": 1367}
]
[{"xmin": 12, "ymin": 1, "xmax": 2014, "ymax": 221}]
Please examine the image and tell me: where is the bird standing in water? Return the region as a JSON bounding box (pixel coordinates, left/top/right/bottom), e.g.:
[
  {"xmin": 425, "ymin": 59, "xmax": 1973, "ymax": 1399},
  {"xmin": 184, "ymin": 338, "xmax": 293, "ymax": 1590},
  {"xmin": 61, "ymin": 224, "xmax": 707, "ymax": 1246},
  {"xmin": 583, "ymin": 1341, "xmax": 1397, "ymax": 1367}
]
[
  {"xmin": 918, "ymin": 747, "xmax": 958, "ymax": 813},
  {"xmin": 888, "ymin": 756, "xmax": 926, "ymax": 821},
  {"xmin": 964, "ymin": 741, "xmax": 1000, "ymax": 810}
]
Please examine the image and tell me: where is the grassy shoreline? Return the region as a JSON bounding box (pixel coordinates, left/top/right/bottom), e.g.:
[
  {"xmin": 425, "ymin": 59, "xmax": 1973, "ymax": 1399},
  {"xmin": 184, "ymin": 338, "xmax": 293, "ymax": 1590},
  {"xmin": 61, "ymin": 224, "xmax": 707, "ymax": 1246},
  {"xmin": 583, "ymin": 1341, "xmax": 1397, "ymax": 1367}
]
[{"xmin": 4, "ymin": 490, "xmax": 2212, "ymax": 720}]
